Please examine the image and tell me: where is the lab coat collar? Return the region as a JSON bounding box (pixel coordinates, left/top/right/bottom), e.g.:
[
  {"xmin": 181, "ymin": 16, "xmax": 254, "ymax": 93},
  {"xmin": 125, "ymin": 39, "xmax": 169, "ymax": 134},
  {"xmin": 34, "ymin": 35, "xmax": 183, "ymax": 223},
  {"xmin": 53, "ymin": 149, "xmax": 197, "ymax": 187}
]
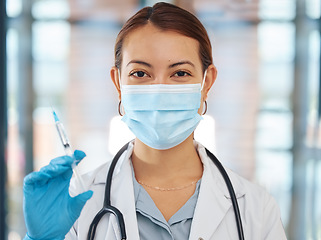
[
  {"xmin": 93, "ymin": 141, "xmax": 246, "ymax": 197},
  {"xmin": 196, "ymin": 142, "xmax": 246, "ymax": 199},
  {"xmin": 91, "ymin": 141, "xmax": 246, "ymax": 240},
  {"xmin": 189, "ymin": 142, "xmax": 246, "ymax": 239}
]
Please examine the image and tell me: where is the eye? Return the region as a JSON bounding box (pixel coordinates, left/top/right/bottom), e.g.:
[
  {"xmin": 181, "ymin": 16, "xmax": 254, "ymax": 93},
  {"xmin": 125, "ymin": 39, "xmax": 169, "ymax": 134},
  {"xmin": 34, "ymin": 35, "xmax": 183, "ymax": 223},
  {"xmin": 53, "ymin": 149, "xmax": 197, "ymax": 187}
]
[
  {"xmin": 130, "ymin": 71, "xmax": 148, "ymax": 78},
  {"xmin": 173, "ymin": 71, "xmax": 191, "ymax": 77}
]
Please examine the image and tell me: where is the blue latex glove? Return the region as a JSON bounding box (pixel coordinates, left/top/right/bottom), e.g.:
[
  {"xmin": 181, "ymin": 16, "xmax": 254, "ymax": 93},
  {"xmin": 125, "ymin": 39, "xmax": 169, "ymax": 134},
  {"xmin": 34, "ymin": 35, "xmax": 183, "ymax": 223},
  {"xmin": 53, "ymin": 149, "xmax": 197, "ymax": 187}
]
[{"xmin": 23, "ymin": 150, "xmax": 93, "ymax": 240}]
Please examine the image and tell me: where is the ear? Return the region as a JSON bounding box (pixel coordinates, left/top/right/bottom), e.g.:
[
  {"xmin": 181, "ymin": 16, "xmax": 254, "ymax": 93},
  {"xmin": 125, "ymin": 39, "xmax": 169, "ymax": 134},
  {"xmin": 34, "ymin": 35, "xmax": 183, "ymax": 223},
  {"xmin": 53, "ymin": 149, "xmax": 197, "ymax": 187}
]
[
  {"xmin": 110, "ymin": 66, "xmax": 121, "ymax": 101},
  {"xmin": 201, "ymin": 64, "xmax": 217, "ymax": 101}
]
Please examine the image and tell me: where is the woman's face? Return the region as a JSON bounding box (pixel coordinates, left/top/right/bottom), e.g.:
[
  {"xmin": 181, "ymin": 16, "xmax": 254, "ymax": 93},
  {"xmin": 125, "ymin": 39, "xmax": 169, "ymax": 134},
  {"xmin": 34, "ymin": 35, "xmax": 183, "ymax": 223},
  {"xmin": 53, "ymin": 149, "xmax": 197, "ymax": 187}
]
[
  {"xmin": 111, "ymin": 23, "xmax": 216, "ymax": 115},
  {"xmin": 121, "ymin": 23, "xmax": 204, "ymax": 86}
]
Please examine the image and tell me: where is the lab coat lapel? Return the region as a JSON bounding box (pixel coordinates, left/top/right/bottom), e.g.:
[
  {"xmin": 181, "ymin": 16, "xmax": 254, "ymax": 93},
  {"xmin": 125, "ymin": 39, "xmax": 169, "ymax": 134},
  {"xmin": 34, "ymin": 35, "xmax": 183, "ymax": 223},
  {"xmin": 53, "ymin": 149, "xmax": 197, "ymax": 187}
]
[
  {"xmin": 189, "ymin": 145, "xmax": 232, "ymax": 240},
  {"xmin": 93, "ymin": 142, "xmax": 140, "ymax": 240},
  {"xmin": 110, "ymin": 144, "xmax": 140, "ymax": 240}
]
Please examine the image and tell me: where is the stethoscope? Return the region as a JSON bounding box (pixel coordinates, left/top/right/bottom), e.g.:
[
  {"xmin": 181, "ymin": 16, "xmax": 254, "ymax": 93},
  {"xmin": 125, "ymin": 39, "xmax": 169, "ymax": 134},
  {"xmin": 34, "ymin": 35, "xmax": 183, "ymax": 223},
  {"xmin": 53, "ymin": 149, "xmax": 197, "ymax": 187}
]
[{"xmin": 87, "ymin": 141, "xmax": 245, "ymax": 240}]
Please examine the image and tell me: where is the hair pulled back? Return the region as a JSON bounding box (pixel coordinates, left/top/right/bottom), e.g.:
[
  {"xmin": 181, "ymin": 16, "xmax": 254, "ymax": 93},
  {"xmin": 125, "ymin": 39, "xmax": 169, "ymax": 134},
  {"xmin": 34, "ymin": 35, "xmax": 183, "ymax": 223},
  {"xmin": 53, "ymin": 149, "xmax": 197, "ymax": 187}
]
[{"xmin": 114, "ymin": 2, "xmax": 213, "ymax": 73}]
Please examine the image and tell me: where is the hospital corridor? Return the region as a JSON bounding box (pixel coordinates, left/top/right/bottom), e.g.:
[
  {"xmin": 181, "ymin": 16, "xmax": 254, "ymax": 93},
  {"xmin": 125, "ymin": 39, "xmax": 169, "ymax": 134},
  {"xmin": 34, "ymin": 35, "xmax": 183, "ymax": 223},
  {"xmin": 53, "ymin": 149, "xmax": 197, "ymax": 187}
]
[{"xmin": 1, "ymin": 0, "xmax": 321, "ymax": 239}]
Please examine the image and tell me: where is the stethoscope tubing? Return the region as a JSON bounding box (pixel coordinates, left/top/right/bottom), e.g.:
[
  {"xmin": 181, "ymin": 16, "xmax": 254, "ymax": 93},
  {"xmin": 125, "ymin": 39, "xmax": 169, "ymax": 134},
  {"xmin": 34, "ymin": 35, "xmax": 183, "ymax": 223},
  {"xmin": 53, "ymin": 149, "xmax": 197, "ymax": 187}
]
[
  {"xmin": 87, "ymin": 206, "xmax": 126, "ymax": 240},
  {"xmin": 88, "ymin": 141, "xmax": 245, "ymax": 240},
  {"xmin": 105, "ymin": 142, "xmax": 130, "ymax": 206},
  {"xmin": 87, "ymin": 142, "xmax": 129, "ymax": 240},
  {"xmin": 205, "ymin": 148, "xmax": 245, "ymax": 240}
]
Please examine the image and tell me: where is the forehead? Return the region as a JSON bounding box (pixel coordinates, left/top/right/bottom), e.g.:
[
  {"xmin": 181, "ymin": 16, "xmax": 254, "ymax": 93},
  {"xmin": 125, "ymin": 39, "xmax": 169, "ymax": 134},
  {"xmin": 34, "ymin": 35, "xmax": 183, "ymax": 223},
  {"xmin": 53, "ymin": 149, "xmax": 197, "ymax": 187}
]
[{"xmin": 122, "ymin": 24, "xmax": 201, "ymax": 68}]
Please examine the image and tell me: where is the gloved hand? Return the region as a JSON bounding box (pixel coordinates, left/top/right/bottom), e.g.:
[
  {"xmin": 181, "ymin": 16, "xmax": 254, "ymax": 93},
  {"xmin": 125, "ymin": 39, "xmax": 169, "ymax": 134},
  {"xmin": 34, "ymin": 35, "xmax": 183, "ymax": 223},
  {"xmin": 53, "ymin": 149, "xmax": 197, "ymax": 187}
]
[{"xmin": 23, "ymin": 150, "xmax": 93, "ymax": 240}]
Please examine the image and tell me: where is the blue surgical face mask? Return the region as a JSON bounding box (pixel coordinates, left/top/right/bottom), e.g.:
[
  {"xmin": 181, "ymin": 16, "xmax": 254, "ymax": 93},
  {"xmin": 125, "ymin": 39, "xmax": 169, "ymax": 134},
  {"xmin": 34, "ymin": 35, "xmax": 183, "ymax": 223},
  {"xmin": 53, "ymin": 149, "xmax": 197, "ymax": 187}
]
[{"xmin": 120, "ymin": 72, "xmax": 206, "ymax": 150}]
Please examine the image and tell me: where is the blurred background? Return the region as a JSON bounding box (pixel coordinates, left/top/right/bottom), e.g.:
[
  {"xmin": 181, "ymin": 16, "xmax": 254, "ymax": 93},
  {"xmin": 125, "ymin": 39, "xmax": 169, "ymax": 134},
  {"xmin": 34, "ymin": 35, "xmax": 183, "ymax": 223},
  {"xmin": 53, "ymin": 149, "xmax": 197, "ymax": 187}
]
[{"xmin": 1, "ymin": 0, "xmax": 321, "ymax": 239}]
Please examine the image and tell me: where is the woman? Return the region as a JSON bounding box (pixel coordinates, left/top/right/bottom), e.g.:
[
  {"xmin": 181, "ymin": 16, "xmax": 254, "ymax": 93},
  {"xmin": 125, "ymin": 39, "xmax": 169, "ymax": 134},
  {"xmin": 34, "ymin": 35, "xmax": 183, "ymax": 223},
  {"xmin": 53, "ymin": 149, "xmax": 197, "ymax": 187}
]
[{"xmin": 23, "ymin": 2, "xmax": 287, "ymax": 240}]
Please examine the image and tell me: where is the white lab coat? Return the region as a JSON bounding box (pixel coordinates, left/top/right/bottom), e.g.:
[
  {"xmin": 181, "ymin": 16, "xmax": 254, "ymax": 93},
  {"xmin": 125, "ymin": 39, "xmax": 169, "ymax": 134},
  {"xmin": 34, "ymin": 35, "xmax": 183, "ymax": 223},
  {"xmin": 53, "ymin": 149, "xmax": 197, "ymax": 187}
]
[{"xmin": 66, "ymin": 142, "xmax": 287, "ymax": 240}]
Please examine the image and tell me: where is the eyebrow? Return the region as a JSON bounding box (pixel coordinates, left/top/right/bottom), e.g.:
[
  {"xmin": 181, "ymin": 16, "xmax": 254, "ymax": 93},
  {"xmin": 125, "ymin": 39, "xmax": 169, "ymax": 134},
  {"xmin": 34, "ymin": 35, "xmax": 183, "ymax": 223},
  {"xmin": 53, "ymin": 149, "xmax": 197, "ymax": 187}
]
[
  {"xmin": 169, "ymin": 61, "xmax": 195, "ymax": 69},
  {"xmin": 126, "ymin": 60, "xmax": 152, "ymax": 68},
  {"xmin": 126, "ymin": 60, "xmax": 195, "ymax": 69}
]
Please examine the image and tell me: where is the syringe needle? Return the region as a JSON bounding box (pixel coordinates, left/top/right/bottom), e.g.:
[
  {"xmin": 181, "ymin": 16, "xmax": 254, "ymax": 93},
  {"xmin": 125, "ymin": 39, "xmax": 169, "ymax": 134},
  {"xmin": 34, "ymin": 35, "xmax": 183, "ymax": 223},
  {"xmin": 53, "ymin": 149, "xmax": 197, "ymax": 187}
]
[{"xmin": 52, "ymin": 109, "xmax": 86, "ymax": 192}]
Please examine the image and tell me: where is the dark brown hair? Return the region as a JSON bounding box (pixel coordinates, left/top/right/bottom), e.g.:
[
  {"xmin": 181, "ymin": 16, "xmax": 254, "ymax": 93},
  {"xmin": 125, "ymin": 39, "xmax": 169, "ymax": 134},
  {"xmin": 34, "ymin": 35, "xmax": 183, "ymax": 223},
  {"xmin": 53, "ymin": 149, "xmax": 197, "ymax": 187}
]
[{"xmin": 114, "ymin": 2, "xmax": 213, "ymax": 73}]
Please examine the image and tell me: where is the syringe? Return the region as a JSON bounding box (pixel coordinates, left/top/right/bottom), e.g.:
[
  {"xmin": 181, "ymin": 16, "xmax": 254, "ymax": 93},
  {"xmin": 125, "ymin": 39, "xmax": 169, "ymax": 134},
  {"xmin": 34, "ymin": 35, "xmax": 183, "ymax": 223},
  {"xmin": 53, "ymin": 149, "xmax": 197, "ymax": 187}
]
[{"xmin": 52, "ymin": 109, "xmax": 86, "ymax": 192}]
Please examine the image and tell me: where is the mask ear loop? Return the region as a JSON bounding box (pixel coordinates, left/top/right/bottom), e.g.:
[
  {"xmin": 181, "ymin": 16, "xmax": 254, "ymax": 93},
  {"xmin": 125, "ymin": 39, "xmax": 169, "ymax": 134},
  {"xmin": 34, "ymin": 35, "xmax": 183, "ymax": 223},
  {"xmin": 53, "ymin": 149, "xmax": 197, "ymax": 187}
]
[{"xmin": 201, "ymin": 69, "xmax": 207, "ymax": 91}]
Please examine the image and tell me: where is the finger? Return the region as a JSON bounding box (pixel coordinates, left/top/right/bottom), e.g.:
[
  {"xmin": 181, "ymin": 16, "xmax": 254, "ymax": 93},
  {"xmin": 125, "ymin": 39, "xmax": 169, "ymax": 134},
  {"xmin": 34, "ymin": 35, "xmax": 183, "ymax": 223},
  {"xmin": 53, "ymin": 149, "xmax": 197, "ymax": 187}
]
[
  {"xmin": 43, "ymin": 151, "xmax": 86, "ymax": 180},
  {"xmin": 26, "ymin": 151, "xmax": 87, "ymax": 187},
  {"xmin": 41, "ymin": 156, "xmax": 74, "ymax": 178},
  {"xmin": 23, "ymin": 171, "xmax": 52, "ymax": 189},
  {"xmin": 69, "ymin": 190, "xmax": 93, "ymax": 219},
  {"xmin": 73, "ymin": 150, "xmax": 86, "ymax": 166},
  {"xmin": 74, "ymin": 150, "xmax": 86, "ymax": 161},
  {"xmin": 48, "ymin": 155, "xmax": 75, "ymax": 167}
]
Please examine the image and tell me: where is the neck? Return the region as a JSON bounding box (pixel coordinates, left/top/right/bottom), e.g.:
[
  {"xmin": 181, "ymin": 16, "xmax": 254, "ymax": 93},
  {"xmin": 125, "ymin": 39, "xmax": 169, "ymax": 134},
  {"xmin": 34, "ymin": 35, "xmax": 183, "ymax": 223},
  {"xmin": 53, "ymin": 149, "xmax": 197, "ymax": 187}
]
[{"xmin": 131, "ymin": 134, "xmax": 203, "ymax": 185}]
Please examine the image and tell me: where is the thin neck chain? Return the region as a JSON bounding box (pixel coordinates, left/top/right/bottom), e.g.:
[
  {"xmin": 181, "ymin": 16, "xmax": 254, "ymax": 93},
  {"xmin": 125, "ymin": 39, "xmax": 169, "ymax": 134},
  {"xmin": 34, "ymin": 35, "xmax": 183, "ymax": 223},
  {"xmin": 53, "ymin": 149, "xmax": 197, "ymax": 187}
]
[{"xmin": 137, "ymin": 179, "xmax": 199, "ymax": 191}]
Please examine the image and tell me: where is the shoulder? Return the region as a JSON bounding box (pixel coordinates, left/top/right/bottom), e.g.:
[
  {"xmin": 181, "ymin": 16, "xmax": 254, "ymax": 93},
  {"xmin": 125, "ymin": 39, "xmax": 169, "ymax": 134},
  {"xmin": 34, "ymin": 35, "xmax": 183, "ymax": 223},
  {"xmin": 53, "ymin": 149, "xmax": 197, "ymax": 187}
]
[
  {"xmin": 211, "ymin": 166, "xmax": 286, "ymax": 238},
  {"xmin": 226, "ymin": 167, "xmax": 267, "ymax": 198},
  {"xmin": 221, "ymin": 161, "xmax": 280, "ymax": 219},
  {"xmin": 196, "ymin": 141, "xmax": 281, "ymax": 217},
  {"xmin": 196, "ymin": 141, "xmax": 274, "ymax": 203},
  {"xmin": 227, "ymin": 169, "xmax": 286, "ymax": 238},
  {"xmin": 205, "ymin": 156, "xmax": 286, "ymax": 237}
]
